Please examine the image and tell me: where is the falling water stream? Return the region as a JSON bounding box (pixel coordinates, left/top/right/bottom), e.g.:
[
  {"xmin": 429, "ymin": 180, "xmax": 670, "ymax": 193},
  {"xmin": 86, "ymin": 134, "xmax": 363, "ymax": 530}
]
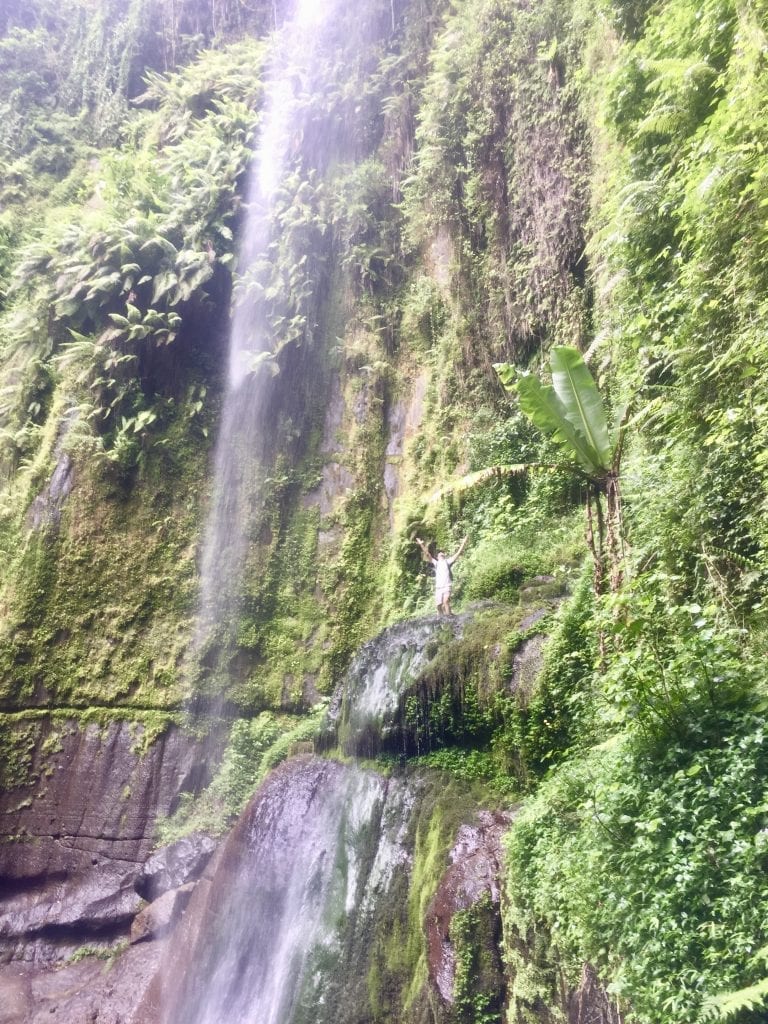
[
  {"xmin": 161, "ymin": 3, "xmax": 437, "ymax": 1023},
  {"xmin": 195, "ymin": 0, "xmax": 342, "ymax": 642},
  {"xmin": 162, "ymin": 757, "xmax": 420, "ymax": 1024}
]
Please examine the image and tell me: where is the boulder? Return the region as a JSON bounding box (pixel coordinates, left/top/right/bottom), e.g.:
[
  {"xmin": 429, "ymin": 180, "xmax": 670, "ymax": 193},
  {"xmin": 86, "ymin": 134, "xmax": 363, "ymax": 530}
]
[
  {"xmin": 130, "ymin": 883, "xmax": 196, "ymax": 944},
  {"xmin": 0, "ymin": 940, "xmax": 164, "ymax": 1024},
  {"xmin": 135, "ymin": 834, "xmax": 216, "ymax": 902}
]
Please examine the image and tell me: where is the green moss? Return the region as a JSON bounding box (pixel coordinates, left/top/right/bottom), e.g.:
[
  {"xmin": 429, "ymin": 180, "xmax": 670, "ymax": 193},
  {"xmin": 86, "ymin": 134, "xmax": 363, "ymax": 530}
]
[
  {"xmin": 451, "ymin": 893, "xmax": 505, "ymax": 1023},
  {"xmin": 155, "ymin": 708, "xmax": 326, "ymax": 842},
  {"xmin": 391, "ymin": 607, "xmax": 553, "ymax": 792},
  {"xmin": 314, "ymin": 357, "xmax": 390, "ymax": 685},
  {"xmin": 364, "ymin": 772, "xmax": 493, "ymax": 1022},
  {"xmin": 0, "ymin": 719, "xmax": 39, "ymax": 790},
  {"xmin": 506, "ymin": 570, "xmax": 598, "ymax": 783},
  {"xmin": 0, "ymin": 402, "xmax": 209, "ymax": 710},
  {"xmin": 0, "ymin": 708, "xmax": 180, "ymax": 793}
]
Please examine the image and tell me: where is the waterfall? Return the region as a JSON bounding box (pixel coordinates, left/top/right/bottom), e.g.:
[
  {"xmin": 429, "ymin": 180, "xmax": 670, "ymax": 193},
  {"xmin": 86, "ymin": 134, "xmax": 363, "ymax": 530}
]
[
  {"xmin": 146, "ymin": 5, "xmax": 503, "ymax": 1023},
  {"xmin": 149, "ymin": 615, "xmax": 493, "ymax": 1024},
  {"xmin": 160, "ymin": 758, "xmax": 418, "ymax": 1024},
  {"xmin": 194, "ymin": 0, "xmax": 341, "ymax": 648}
]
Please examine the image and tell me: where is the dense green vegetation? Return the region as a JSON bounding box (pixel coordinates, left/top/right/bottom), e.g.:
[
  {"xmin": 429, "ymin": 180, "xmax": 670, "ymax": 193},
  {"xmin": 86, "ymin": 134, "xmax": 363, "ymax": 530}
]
[{"xmin": 3, "ymin": 0, "xmax": 768, "ymax": 1020}]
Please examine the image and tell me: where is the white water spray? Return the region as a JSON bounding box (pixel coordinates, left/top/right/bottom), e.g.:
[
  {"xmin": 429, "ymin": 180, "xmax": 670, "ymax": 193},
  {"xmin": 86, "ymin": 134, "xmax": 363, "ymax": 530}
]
[{"xmin": 194, "ymin": 0, "xmax": 341, "ymax": 649}]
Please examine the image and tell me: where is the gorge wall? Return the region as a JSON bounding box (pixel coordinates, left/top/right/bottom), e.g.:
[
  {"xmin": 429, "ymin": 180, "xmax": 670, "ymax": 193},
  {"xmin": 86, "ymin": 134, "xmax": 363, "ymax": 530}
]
[{"xmin": 2, "ymin": 0, "xmax": 768, "ymax": 1021}]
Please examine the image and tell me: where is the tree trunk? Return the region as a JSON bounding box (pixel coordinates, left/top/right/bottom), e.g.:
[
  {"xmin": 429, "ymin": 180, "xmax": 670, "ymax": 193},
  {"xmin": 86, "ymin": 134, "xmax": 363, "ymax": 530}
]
[
  {"xmin": 585, "ymin": 484, "xmax": 607, "ymax": 596},
  {"xmin": 605, "ymin": 472, "xmax": 624, "ymax": 593}
]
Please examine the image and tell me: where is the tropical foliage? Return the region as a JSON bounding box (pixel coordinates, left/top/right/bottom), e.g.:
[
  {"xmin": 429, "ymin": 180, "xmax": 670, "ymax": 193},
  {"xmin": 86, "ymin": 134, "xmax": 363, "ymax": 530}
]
[
  {"xmin": 496, "ymin": 346, "xmax": 627, "ymax": 592},
  {"xmin": 3, "ymin": 0, "xmax": 768, "ymax": 1022}
]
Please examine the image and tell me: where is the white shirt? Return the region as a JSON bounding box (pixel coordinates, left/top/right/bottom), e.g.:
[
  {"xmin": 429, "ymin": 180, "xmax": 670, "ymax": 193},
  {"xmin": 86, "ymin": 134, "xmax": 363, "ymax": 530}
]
[{"xmin": 434, "ymin": 557, "xmax": 452, "ymax": 589}]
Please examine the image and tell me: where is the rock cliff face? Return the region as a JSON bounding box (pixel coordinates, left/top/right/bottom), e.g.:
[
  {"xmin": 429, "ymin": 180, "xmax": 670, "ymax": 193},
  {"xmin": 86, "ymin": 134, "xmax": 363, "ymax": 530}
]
[
  {"xmin": 0, "ymin": 720, "xmax": 211, "ymax": 963},
  {"xmin": 426, "ymin": 810, "xmax": 511, "ymax": 1004},
  {"xmin": 0, "ymin": 618, "xmax": 619, "ymax": 1023}
]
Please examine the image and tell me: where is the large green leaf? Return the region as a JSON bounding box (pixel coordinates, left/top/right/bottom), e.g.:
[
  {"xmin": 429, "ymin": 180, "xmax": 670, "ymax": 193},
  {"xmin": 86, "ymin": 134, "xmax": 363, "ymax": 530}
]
[
  {"xmin": 550, "ymin": 347, "xmax": 612, "ymax": 470},
  {"xmin": 516, "ymin": 371, "xmax": 601, "ymax": 475}
]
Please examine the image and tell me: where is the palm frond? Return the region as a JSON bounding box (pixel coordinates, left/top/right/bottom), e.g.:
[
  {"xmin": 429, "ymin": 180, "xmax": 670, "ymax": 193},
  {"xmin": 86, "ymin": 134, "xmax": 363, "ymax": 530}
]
[
  {"xmin": 427, "ymin": 463, "xmax": 534, "ymax": 505},
  {"xmin": 700, "ymin": 976, "xmax": 768, "ymax": 1021}
]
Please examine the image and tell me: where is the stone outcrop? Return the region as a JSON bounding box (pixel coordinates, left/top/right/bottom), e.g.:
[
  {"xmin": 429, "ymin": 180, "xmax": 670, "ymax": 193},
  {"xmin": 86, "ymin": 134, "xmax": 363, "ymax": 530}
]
[
  {"xmin": 130, "ymin": 883, "xmax": 197, "ymax": 944},
  {"xmin": 426, "ymin": 810, "xmax": 512, "ymax": 1004},
  {"xmin": 0, "ymin": 941, "xmax": 164, "ymax": 1024},
  {"xmin": 135, "ymin": 833, "xmax": 216, "ymax": 903},
  {"xmin": 322, "ymin": 611, "xmax": 469, "ymax": 757},
  {"xmin": 0, "ymin": 719, "xmax": 210, "ymax": 962}
]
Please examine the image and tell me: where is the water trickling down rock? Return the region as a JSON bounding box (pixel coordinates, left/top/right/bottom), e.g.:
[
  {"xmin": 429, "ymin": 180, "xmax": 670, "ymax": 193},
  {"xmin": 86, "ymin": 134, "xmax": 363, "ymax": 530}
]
[
  {"xmin": 152, "ymin": 757, "xmax": 418, "ymax": 1024},
  {"xmin": 324, "ymin": 612, "xmax": 471, "ymax": 758}
]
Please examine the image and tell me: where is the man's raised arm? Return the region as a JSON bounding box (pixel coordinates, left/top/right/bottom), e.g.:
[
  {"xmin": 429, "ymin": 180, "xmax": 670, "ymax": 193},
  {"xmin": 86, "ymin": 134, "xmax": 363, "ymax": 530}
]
[
  {"xmin": 447, "ymin": 535, "xmax": 468, "ymax": 565},
  {"xmin": 415, "ymin": 537, "xmax": 435, "ymax": 563}
]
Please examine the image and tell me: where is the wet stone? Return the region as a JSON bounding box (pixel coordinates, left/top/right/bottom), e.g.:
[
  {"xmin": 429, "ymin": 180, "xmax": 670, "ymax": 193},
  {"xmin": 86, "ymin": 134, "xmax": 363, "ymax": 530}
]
[
  {"xmin": 426, "ymin": 809, "xmax": 513, "ymax": 1004},
  {"xmin": 325, "ymin": 611, "xmax": 473, "ymax": 757},
  {"xmin": 135, "ymin": 833, "xmax": 216, "ymax": 903},
  {"xmin": 130, "ymin": 883, "xmax": 196, "ymax": 944}
]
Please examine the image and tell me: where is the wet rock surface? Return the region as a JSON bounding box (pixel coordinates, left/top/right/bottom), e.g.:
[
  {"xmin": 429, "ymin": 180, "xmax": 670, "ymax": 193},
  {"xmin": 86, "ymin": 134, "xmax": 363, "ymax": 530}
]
[
  {"xmin": 27, "ymin": 453, "xmax": 74, "ymax": 532},
  {"xmin": 426, "ymin": 809, "xmax": 513, "ymax": 1003},
  {"xmin": 0, "ymin": 720, "xmax": 209, "ymax": 962},
  {"xmin": 26, "ymin": 410, "xmax": 78, "ymax": 533},
  {"xmin": 140, "ymin": 756, "xmax": 420, "ymax": 1024},
  {"xmin": 324, "ymin": 611, "xmax": 471, "ymax": 757},
  {"xmin": 130, "ymin": 883, "xmax": 196, "ymax": 944},
  {"xmin": 135, "ymin": 833, "xmax": 216, "ymax": 902},
  {"xmin": 0, "ymin": 941, "xmax": 164, "ymax": 1024}
]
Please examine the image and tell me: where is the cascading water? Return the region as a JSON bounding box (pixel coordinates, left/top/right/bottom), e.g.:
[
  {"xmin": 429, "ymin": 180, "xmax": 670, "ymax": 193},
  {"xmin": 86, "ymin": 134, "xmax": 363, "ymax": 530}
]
[
  {"xmin": 157, "ymin": 2, "xmax": 427, "ymax": 1020},
  {"xmin": 152, "ymin": 614, "xmax": 494, "ymax": 1024},
  {"xmin": 159, "ymin": 758, "xmax": 419, "ymax": 1024},
  {"xmin": 194, "ymin": 0, "xmax": 341, "ymax": 649},
  {"xmin": 325, "ymin": 612, "xmax": 471, "ymax": 757}
]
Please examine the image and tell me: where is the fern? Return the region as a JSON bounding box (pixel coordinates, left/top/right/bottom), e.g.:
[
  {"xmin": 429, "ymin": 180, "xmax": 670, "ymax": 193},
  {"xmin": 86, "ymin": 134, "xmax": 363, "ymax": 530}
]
[{"xmin": 700, "ymin": 977, "xmax": 768, "ymax": 1021}]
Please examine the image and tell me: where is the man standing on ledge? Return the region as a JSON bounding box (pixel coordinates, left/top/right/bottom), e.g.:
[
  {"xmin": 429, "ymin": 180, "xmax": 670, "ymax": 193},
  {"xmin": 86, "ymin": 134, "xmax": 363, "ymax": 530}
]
[{"xmin": 415, "ymin": 535, "xmax": 468, "ymax": 616}]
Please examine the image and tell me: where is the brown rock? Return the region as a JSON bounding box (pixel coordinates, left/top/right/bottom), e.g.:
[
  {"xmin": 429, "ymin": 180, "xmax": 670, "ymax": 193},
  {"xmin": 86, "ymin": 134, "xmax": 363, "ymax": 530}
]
[
  {"xmin": 0, "ymin": 940, "xmax": 165, "ymax": 1024},
  {"xmin": 426, "ymin": 809, "xmax": 513, "ymax": 1002},
  {"xmin": 135, "ymin": 834, "xmax": 216, "ymax": 902},
  {"xmin": 0, "ymin": 720, "xmax": 213, "ymax": 961},
  {"xmin": 568, "ymin": 962, "xmax": 622, "ymax": 1024},
  {"xmin": 130, "ymin": 884, "xmax": 196, "ymax": 944}
]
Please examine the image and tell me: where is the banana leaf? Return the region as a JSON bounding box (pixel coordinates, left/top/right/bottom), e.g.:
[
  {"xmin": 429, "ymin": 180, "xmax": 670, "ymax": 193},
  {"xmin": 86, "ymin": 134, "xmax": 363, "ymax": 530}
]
[
  {"xmin": 516, "ymin": 370, "xmax": 601, "ymax": 475},
  {"xmin": 550, "ymin": 346, "xmax": 612, "ymax": 470}
]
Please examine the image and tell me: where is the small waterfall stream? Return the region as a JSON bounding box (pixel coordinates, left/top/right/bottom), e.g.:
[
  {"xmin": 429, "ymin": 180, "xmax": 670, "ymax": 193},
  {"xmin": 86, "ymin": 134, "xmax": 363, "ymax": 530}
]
[
  {"xmin": 194, "ymin": 0, "xmax": 342, "ymax": 641},
  {"xmin": 157, "ymin": 618, "xmax": 464, "ymax": 1024},
  {"xmin": 162, "ymin": 758, "xmax": 418, "ymax": 1024}
]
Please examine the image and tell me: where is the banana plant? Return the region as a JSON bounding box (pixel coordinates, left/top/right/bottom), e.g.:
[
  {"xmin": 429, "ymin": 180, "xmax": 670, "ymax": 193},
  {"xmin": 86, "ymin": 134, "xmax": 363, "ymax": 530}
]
[
  {"xmin": 427, "ymin": 347, "xmax": 627, "ymax": 594},
  {"xmin": 495, "ymin": 346, "xmax": 628, "ymax": 593}
]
